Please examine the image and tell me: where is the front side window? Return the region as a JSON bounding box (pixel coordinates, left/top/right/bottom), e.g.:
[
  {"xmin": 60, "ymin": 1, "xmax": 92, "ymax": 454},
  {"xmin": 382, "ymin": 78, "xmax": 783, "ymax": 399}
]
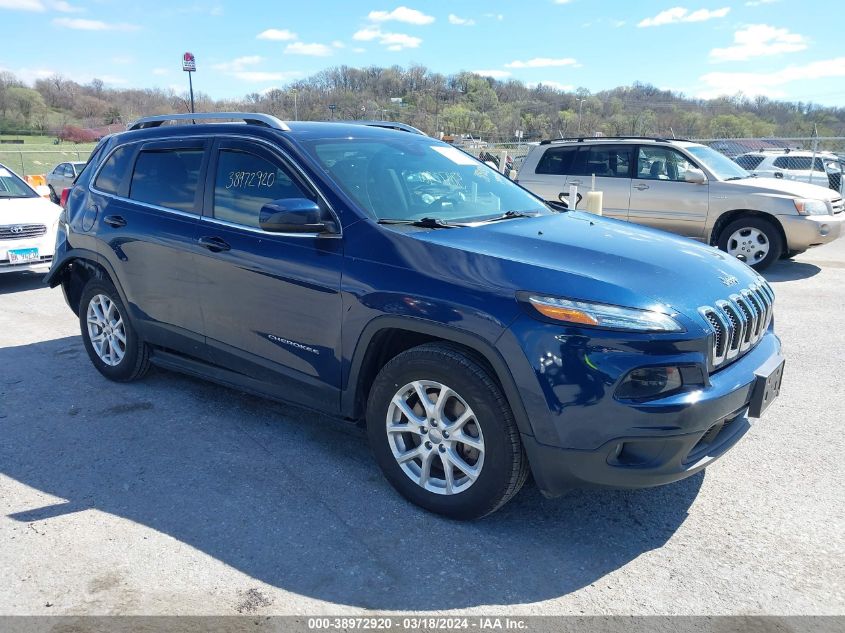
[
  {"xmin": 637, "ymin": 146, "xmax": 697, "ymax": 182},
  {"xmin": 735, "ymin": 155, "xmax": 764, "ymax": 170},
  {"xmin": 302, "ymin": 139, "xmax": 548, "ymax": 222},
  {"xmin": 94, "ymin": 145, "xmax": 135, "ymax": 195},
  {"xmin": 572, "ymin": 145, "xmax": 633, "ymax": 178},
  {"xmin": 535, "ymin": 146, "xmax": 578, "ymax": 175},
  {"xmin": 54, "ymin": 163, "xmax": 68, "ymax": 175},
  {"xmin": 212, "ymin": 149, "xmax": 314, "ymax": 228},
  {"xmin": 0, "ymin": 164, "xmax": 37, "ymax": 199},
  {"xmin": 129, "ymin": 149, "xmax": 203, "ymax": 212}
]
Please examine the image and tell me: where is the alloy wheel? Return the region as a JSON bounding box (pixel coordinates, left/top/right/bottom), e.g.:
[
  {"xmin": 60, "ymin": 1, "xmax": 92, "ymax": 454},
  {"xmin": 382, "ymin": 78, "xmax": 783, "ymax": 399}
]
[
  {"xmin": 86, "ymin": 294, "xmax": 127, "ymax": 366},
  {"xmin": 727, "ymin": 227, "xmax": 770, "ymax": 263}
]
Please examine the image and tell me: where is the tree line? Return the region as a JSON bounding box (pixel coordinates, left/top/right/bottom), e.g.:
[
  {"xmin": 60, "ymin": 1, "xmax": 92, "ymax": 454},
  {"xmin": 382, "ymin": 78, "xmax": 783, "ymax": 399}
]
[{"xmin": 1, "ymin": 65, "xmax": 843, "ymax": 142}]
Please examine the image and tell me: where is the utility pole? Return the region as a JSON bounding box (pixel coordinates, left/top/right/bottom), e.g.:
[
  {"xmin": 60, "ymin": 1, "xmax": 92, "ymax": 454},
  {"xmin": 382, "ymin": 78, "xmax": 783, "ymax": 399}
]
[{"xmin": 292, "ymin": 88, "xmax": 298, "ymax": 121}]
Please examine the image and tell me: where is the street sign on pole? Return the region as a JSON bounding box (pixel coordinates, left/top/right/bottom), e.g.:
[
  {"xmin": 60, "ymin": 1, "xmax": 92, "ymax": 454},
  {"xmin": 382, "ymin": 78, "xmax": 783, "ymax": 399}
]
[{"xmin": 182, "ymin": 52, "xmax": 196, "ymax": 114}]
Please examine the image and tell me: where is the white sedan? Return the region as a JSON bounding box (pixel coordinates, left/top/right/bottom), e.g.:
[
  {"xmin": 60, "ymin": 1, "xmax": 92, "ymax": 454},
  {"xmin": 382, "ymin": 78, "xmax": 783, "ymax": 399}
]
[{"xmin": 0, "ymin": 163, "xmax": 63, "ymax": 274}]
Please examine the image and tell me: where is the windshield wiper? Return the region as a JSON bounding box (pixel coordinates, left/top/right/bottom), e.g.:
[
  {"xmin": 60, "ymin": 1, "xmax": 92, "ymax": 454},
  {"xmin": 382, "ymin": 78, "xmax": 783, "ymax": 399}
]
[
  {"xmin": 378, "ymin": 217, "xmax": 465, "ymax": 229},
  {"xmin": 478, "ymin": 210, "xmax": 540, "ymax": 223}
]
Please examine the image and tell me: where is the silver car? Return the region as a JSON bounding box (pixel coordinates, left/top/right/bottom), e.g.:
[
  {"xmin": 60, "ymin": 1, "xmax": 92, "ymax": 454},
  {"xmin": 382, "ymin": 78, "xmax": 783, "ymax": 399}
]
[
  {"xmin": 518, "ymin": 137, "xmax": 844, "ymax": 270},
  {"xmin": 46, "ymin": 161, "xmax": 86, "ymax": 202}
]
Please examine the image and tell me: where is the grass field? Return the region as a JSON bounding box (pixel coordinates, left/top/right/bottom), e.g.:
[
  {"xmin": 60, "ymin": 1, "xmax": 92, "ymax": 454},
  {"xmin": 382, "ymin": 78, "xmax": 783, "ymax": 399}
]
[{"xmin": 0, "ymin": 135, "xmax": 96, "ymax": 177}]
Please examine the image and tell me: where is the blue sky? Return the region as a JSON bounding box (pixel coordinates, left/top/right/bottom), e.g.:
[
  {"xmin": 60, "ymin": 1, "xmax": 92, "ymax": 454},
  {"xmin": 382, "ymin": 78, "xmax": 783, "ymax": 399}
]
[{"xmin": 1, "ymin": 0, "xmax": 843, "ymax": 105}]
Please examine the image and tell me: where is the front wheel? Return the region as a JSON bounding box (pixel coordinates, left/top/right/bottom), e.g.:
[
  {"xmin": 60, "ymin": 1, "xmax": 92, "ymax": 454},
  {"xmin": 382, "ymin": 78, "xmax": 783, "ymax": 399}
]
[
  {"xmin": 366, "ymin": 343, "xmax": 528, "ymax": 519},
  {"xmin": 717, "ymin": 216, "xmax": 782, "ymax": 271},
  {"xmin": 79, "ymin": 278, "xmax": 150, "ymax": 382}
]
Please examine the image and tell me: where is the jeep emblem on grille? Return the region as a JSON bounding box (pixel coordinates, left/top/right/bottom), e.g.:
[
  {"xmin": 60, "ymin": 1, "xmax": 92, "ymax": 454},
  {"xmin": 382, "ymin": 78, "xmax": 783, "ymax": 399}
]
[
  {"xmin": 719, "ymin": 274, "xmax": 739, "ymax": 287},
  {"xmin": 10, "ymin": 226, "xmax": 23, "ymax": 234}
]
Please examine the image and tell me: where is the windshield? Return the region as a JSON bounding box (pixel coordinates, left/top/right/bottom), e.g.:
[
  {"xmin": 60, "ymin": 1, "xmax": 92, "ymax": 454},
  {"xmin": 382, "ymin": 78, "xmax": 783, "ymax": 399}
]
[
  {"xmin": 0, "ymin": 165, "xmax": 37, "ymax": 199},
  {"xmin": 685, "ymin": 145, "xmax": 750, "ymax": 181},
  {"xmin": 302, "ymin": 138, "xmax": 548, "ymax": 222}
]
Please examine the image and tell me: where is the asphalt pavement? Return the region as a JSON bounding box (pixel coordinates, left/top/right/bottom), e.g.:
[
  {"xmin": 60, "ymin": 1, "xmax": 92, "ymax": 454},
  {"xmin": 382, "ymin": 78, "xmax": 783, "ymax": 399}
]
[{"xmin": 1, "ymin": 238, "xmax": 843, "ymax": 616}]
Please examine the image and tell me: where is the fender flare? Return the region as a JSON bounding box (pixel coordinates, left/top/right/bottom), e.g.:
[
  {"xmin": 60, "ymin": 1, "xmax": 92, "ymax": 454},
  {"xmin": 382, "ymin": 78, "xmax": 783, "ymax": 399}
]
[
  {"xmin": 45, "ymin": 249, "xmax": 132, "ymax": 315},
  {"xmin": 342, "ymin": 315, "xmax": 535, "ymax": 437}
]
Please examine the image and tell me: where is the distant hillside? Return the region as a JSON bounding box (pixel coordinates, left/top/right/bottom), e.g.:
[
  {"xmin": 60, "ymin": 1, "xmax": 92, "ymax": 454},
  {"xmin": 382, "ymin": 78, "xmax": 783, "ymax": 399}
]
[{"xmin": 1, "ymin": 65, "xmax": 843, "ymax": 141}]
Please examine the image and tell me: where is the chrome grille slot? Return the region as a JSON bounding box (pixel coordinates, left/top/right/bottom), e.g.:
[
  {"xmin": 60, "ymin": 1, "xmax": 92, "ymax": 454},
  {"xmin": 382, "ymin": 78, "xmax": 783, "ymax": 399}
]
[
  {"xmin": 0, "ymin": 224, "xmax": 47, "ymax": 240},
  {"xmin": 831, "ymin": 198, "xmax": 843, "ymax": 215},
  {"xmin": 700, "ymin": 280, "xmax": 775, "ymax": 370}
]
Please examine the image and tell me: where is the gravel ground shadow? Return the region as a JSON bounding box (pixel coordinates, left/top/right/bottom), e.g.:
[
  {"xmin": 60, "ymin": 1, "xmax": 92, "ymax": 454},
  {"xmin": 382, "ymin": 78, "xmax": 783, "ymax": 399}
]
[{"xmin": 1, "ymin": 336, "xmax": 703, "ymax": 610}]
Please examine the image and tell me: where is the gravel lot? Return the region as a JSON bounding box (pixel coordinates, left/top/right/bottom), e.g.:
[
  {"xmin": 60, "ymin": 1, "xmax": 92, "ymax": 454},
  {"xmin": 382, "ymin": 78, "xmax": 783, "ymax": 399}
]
[{"xmin": 1, "ymin": 239, "xmax": 843, "ymax": 616}]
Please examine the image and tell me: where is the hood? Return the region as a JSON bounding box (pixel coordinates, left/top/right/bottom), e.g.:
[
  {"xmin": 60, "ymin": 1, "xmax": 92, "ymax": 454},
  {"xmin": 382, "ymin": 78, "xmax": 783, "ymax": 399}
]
[
  {"xmin": 727, "ymin": 176, "xmax": 838, "ymax": 201},
  {"xmin": 415, "ymin": 212, "xmax": 763, "ymax": 320},
  {"xmin": 0, "ymin": 196, "xmax": 62, "ymax": 226}
]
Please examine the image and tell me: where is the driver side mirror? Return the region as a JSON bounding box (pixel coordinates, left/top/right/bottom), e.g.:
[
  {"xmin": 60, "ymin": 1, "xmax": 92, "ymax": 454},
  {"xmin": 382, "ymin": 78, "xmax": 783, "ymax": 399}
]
[
  {"xmin": 259, "ymin": 198, "xmax": 335, "ymax": 234},
  {"xmin": 684, "ymin": 168, "xmax": 707, "ymax": 184}
]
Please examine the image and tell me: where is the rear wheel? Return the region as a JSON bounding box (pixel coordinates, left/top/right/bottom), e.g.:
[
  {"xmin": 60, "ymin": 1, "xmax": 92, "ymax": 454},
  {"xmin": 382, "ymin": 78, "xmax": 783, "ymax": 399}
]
[
  {"xmin": 717, "ymin": 216, "xmax": 782, "ymax": 271},
  {"xmin": 366, "ymin": 343, "xmax": 528, "ymax": 519},
  {"xmin": 79, "ymin": 278, "xmax": 150, "ymax": 382}
]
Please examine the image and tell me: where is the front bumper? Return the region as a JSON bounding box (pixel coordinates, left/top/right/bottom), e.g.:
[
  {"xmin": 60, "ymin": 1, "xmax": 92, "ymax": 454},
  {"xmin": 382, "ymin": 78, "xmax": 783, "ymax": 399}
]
[
  {"xmin": 778, "ymin": 213, "xmax": 844, "ymax": 252},
  {"xmin": 1, "ymin": 235, "xmax": 56, "ymax": 275},
  {"xmin": 498, "ymin": 315, "xmax": 783, "ymax": 497}
]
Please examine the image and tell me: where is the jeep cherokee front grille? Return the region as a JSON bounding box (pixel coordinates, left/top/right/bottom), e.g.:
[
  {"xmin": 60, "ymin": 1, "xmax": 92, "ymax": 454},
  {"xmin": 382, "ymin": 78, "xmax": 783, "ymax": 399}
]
[
  {"xmin": 0, "ymin": 224, "xmax": 47, "ymax": 240},
  {"xmin": 699, "ymin": 281, "xmax": 774, "ymax": 370}
]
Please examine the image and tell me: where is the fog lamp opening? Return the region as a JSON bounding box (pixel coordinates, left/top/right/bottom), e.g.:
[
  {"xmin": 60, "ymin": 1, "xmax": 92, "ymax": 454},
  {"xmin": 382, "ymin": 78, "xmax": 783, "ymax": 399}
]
[{"xmin": 616, "ymin": 366, "xmax": 683, "ymax": 400}]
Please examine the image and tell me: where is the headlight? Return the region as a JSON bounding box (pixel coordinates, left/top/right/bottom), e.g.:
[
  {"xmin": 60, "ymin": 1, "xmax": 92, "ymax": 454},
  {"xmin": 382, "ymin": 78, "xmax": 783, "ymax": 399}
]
[
  {"xmin": 794, "ymin": 198, "xmax": 830, "ymax": 216},
  {"xmin": 526, "ymin": 295, "xmax": 684, "ymax": 332}
]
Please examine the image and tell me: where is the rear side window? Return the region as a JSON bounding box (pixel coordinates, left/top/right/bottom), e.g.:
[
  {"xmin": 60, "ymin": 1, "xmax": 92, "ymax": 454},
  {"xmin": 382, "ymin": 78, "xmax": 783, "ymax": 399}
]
[
  {"xmin": 535, "ymin": 146, "xmax": 577, "ymax": 175},
  {"xmin": 572, "ymin": 145, "xmax": 633, "ymax": 178},
  {"xmin": 129, "ymin": 149, "xmax": 204, "ymax": 212},
  {"xmin": 212, "ymin": 149, "xmax": 314, "ymax": 228},
  {"xmin": 93, "ymin": 145, "xmax": 134, "ymax": 194},
  {"xmin": 735, "ymin": 155, "xmax": 764, "ymax": 170}
]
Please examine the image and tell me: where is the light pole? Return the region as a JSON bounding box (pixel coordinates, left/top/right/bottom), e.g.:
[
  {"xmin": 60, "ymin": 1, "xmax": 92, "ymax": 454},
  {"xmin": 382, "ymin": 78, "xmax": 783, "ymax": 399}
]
[
  {"xmin": 577, "ymin": 98, "xmax": 586, "ymax": 135},
  {"xmin": 292, "ymin": 88, "xmax": 298, "ymax": 121}
]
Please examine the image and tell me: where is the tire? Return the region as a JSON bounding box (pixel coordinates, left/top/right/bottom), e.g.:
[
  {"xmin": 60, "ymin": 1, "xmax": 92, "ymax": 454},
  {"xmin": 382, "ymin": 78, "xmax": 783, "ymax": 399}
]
[
  {"xmin": 717, "ymin": 216, "xmax": 783, "ymax": 271},
  {"xmin": 78, "ymin": 278, "xmax": 150, "ymax": 382},
  {"xmin": 366, "ymin": 343, "xmax": 528, "ymax": 520},
  {"xmin": 48, "ymin": 185, "xmax": 59, "ymax": 204}
]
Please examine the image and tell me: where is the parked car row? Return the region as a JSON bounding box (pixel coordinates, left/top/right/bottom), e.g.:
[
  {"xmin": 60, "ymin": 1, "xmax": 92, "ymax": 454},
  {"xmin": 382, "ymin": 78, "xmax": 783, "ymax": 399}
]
[
  {"xmin": 734, "ymin": 149, "xmax": 844, "ymax": 195},
  {"xmin": 516, "ymin": 136, "xmax": 844, "ymax": 270},
  {"xmin": 41, "ymin": 113, "xmax": 789, "ymax": 518}
]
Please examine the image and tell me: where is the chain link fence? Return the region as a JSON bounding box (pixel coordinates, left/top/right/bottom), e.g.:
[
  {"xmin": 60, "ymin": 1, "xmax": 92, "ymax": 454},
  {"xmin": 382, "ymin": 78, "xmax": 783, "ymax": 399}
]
[{"xmin": 0, "ymin": 148, "xmax": 95, "ymax": 178}]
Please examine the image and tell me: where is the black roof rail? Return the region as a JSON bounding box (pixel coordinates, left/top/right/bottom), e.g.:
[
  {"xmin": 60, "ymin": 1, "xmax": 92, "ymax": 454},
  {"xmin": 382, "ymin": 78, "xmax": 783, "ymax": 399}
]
[
  {"xmin": 127, "ymin": 112, "xmax": 290, "ymax": 131},
  {"xmin": 539, "ymin": 135, "xmax": 690, "ymax": 145},
  {"xmin": 338, "ymin": 120, "xmax": 426, "ymax": 135}
]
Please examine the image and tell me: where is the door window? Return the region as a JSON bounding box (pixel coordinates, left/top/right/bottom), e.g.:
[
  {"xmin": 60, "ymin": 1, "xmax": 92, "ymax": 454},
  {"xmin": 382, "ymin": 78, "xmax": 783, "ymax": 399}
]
[
  {"xmin": 571, "ymin": 145, "xmax": 633, "ymax": 178},
  {"xmin": 735, "ymin": 155, "xmax": 764, "ymax": 170},
  {"xmin": 93, "ymin": 145, "xmax": 135, "ymax": 195},
  {"xmin": 54, "ymin": 163, "xmax": 67, "ymax": 175},
  {"xmin": 129, "ymin": 148, "xmax": 204, "ymax": 212},
  {"xmin": 535, "ymin": 146, "xmax": 578, "ymax": 175},
  {"xmin": 636, "ymin": 146, "xmax": 697, "ymax": 181},
  {"xmin": 212, "ymin": 149, "xmax": 314, "ymax": 228}
]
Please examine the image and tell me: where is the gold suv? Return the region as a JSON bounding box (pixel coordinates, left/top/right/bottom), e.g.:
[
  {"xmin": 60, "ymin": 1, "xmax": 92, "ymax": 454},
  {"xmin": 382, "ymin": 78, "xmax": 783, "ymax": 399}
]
[{"xmin": 518, "ymin": 137, "xmax": 844, "ymax": 270}]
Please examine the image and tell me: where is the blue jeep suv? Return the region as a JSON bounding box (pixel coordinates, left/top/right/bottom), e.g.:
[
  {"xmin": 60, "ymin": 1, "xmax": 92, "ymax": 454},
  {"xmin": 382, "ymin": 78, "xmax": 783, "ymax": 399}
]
[{"xmin": 47, "ymin": 112, "xmax": 785, "ymax": 519}]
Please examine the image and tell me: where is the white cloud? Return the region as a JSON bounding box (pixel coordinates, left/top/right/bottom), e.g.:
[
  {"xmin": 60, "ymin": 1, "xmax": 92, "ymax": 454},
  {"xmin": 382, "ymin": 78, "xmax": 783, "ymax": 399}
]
[
  {"xmin": 367, "ymin": 6, "xmax": 434, "ymax": 25},
  {"xmin": 710, "ymin": 24, "xmax": 806, "ymax": 62},
  {"xmin": 52, "ymin": 17, "xmax": 139, "ymax": 31},
  {"xmin": 284, "ymin": 42, "xmax": 333, "ymax": 56},
  {"xmin": 698, "ymin": 57, "xmax": 845, "ymax": 99},
  {"xmin": 51, "ymin": 0, "xmax": 83, "ymax": 12},
  {"xmin": 483, "ymin": 13, "xmax": 504, "ymax": 21},
  {"xmin": 0, "ymin": 0, "xmax": 44, "ymax": 10},
  {"xmin": 505, "ymin": 57, "xmax": 579, "ymax": 69},
  {"xmin": 472, "ymin": 69, "xmax": 511, "ymax": 79},
  {"xmin": 448, "ymin": 14, "xmax": 475, "ymax": 26},
  {"xmin": 332, "ymin": 40, "xmax": 345, "ymax": 48},
  {"xmin": 530, "ymin": 81, "xmax": 575, "ymax": 91},
  {"xmin": 638, "ymin": 6, "xmax": 730, "ymax": 27},
  {"xmin": 152, "ymin": 68, "xmax": 170, "ymax": 76},
  {"xmin": 256, "ymin": 28, "xmax": 297, "ymax": 41},
  {"xmin": 234, "ymin": 71, "xmax": 300, "ymax": 82},
  {"xmin": 212, "ymin": 55, "xmax": 264, "ymax": 72},
  {"xmin": 353, "ymin": 27, "xmax": 421, "ymax": 50},
  {"xmin": 352, "ymin": 47, "xmax": 366, "ymax": 53}
]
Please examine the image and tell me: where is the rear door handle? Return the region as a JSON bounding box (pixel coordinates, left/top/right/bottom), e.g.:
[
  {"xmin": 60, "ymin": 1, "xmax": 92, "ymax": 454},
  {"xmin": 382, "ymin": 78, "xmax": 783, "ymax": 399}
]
[
  {"xmin": 198, "ymin": 236, "xmax": 231, "ymax": 252},
  {"xmin": 103, "ymin": 215, "xmax": 126, "ymax": 228},
  {"xmin": 634, "ymin": 184, "xmax": 650, "ymax": 190}
]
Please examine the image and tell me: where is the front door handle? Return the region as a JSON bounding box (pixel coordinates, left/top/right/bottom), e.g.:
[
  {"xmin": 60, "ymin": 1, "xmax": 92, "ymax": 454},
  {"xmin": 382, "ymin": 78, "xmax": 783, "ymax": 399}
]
[
  {"xmin": 198, "ymin": 236, "xmax": 231, "ymax": 252},
  {"xmin": 103, "ymin": 215, "xmax": 126, "ymax": 228},
  {"xmin": 634, "ymin": 184, "xmax": 650, "ymax": 190}
]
